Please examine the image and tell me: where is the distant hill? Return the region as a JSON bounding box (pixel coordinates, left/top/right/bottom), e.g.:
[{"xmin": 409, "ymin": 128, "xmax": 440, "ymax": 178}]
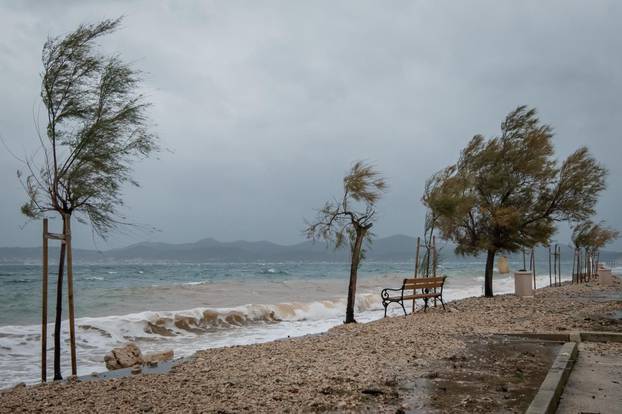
[{"xmin": 0, "ymin": 235, "xmax": 620, "ymax": 264}]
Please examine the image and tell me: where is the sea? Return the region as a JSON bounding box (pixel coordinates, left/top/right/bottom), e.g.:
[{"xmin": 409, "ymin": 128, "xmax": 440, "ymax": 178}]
[{"xmin": 0, "ymin": 259, "xmax": 615, "ymax": 389}]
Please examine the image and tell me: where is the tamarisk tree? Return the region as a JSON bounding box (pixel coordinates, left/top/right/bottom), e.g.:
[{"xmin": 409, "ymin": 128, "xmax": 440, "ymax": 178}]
[
  {"xmin": 572, "ymin": 221, "xmax": 619, "ymax": 251},
  {"xmin": 18, "ymin": 19, "xmax": 158, "ymax": 380},
  {"xmin": 572, "ymin": 221, "xmax": 619, "ymax": 277},
  {"xmin": 423, "ymin": 106, "xmax": 607, "ymax": 297},
  {"xmin": 306, "ymin": 161, "xmax": 387, "ymax": 323}
]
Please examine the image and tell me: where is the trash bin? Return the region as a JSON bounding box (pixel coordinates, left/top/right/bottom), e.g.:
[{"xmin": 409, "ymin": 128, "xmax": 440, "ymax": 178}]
[{"xmin": 514, "ymin": 270, "xmax": 534, "ymax": 297}]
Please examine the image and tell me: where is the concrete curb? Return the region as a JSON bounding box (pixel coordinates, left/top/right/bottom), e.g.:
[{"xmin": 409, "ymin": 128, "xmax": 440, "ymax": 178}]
[
  {"xmin": 579, "ymin": 331, "xmax": 622, "ymax": 342},
  {"xmin": 525, "ymin": 342, "xmax": 578, "ymax": 414},
  {"xmin": 500, "ymin": 332, "xmax": 570, "ymax": 342},
  {"xmin": 499, "ymin": 330, "xmax": 622, "ymax": 343}
]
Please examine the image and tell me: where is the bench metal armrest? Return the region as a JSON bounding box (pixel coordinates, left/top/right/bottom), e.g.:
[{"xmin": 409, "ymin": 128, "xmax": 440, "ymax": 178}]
[{"xmin": 381, "ymin": 287, "xmax": 403, "ymax": 300}]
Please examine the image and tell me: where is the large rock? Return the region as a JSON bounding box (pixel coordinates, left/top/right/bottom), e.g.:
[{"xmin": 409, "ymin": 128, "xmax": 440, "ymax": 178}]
[
  {"xmin": 104, "ymin": 343, "xmax": 143, "ymax": 370},
  {"xmin": 104, "ymin": 343, "xmax": 174, "ymax": 370}
]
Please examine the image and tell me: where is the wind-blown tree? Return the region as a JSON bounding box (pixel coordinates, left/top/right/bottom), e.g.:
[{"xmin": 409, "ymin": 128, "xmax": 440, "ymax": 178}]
[
  {"xmin": 572, "ymin": 221, "xmax": 619, "ymax": 277},
  {"xmin": 423, "ymin": 106, "xmax": 607, "ymax": 297},
  {"xmin": 306, "ymin": 161, "xmax": 387, "ymax": 323},
  {"xmin": 572, "ymin": 221, "xmax": 619, "ymax": 250},
  {"xmin": 419, "ymin": 168, "xmax": 454, "ymax": 276},
  {"xmin": 18, "ymin": 18, "xmax": 158, "ymax": 380}
]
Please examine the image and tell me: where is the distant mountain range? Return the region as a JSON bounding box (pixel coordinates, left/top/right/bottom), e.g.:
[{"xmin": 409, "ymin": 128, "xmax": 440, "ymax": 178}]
[{"xmin": 0, "ymin": 235, "xmax": 620, "ymax": 264}]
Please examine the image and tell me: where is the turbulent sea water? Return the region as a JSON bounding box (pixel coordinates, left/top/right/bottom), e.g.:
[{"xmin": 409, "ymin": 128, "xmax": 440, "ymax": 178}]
[{"xmin": 0, "ymin": 259, "xmax": 603, "ymax": 389}]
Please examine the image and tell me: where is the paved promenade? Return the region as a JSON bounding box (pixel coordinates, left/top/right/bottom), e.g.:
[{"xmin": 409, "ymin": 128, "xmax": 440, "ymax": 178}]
[{"xmin": 557, "ymin": 341, "xmax": 622, "ymax": 414}]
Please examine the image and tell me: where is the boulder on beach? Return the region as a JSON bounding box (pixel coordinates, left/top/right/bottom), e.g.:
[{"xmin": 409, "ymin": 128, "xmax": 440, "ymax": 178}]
[
  {"xmin": 104, "ymin": 343, "xmax": 143, "ymax": 370},
  {"xmin": 104, "ymin": 343, "xmax": 174, "ymax": 370}
]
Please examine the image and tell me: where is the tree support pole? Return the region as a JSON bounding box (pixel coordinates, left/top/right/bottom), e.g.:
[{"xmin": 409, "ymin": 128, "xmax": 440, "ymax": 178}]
[
  {"xmin": 549, "ymin": 244, "xmax": 553, "ymax": 286},
  {"xmin": 572, "ymin": 248, "xmax": 577, "ymax": 283},
  {"xmin": 553, "ymin": 245, "xmax": 558, "ymax": 286},
  {"xmin": 41, "ymin": 218, "xmax": 48, "ymax": 383},
  {"xmin": 557, "ymin": 245, "xmax": 561, "ymax": 287},
  {"xmin": 65, "ymin": 215, "xmax": 77, "ymax": 376},
  {"xmin": 531, "ymin": 248, "xmax": 536, "ymax": 290},
  {"xmin": 432, "ymin": 236, "xmax": 437, "ymax": 307},
  {"xmin": 412, "ymin": 237, "xmax": 420, "ymax": 313}
]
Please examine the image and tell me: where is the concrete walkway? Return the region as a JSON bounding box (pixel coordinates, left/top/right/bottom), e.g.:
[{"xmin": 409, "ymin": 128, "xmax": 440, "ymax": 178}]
[{"xmin": 557, "ymin": 341, "xmax": 622, "ymax": 414}]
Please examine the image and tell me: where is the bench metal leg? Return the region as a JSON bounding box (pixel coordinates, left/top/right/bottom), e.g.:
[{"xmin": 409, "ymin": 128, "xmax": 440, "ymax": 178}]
[
  {"xmin": 400, "ymin": 301, "xmax": 407, "ymax": 316},
  {"xmin": 383, "ymin": 302, "xmax": 388, "ymax": 318},
  {"xmin": 423, "ymin": 298, "xmax": 429, "ymax": 312},
  {"xmin": 440, "ymin": 297, "xmax": 446, "ymax": 311}
]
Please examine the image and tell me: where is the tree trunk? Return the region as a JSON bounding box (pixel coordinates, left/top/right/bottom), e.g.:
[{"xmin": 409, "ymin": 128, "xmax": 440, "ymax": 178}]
[
  {"xmin": 53, "ymin": 223, "xmax": 66, "ymax": 381},
  {"xmin": 345, "ymin": 228, "xmax": 365, "ymax": 324},
  {"xmin": 484, "ymin": 249, "xmax": 496, "ymax": 297},
  {"xmin": 424, "ymin": 225, "xmax": 434, "ymax": 277}
]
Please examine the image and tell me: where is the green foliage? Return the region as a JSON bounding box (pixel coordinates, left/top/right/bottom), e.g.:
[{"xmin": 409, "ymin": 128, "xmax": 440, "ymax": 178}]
[
  {"xmin": 423, "ymin": 106, "xmax": 607, "ymax": 258},
  {"xmin": 305, "ymin": 161, "xmax": 387, "ymax": 251},
  {"xmin": 572, "ymin": 221, "xmax": 619, "ymax": 249},
  {"xmin": 18, "ymin": 18, "xmax": 158, "ymax": 237}
]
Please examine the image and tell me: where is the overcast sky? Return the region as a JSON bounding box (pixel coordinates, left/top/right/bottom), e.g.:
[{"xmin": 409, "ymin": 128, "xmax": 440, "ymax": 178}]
[{"xmin": 1, "ymin": 0, "xmax": 621, "ymax": 250}]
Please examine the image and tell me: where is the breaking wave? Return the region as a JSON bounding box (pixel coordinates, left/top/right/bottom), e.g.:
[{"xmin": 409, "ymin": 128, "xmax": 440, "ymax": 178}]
[
  {"xmin": 259, "ymin": 268, "xmax": 289, "ymax": 275},
  {"xmin": 81, "ymin": 293, "xmax": 380, "ymax": 340}
]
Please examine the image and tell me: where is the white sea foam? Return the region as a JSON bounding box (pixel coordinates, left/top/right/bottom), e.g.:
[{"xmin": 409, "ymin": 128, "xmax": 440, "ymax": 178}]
[{"xmin": 181, "ymin": 281, "xmax": 207, "ymax": 286}]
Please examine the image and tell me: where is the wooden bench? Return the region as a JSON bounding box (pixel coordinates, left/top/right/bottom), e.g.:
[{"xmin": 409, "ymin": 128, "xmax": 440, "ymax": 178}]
[{"xmin": 381, "ymin": 276, "xmax": 447, "ymax": 317}]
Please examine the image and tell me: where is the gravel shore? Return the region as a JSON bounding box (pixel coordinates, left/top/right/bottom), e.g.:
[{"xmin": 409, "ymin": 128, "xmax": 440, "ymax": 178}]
[{"xmin": 1, "ymin": 280, "xmax": 620, "ymax": 413}]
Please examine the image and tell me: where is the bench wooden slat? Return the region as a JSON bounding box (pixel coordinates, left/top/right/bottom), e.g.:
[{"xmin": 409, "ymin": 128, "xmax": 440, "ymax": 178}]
[
  {"xmin": 403, "ymin": 277, "xmax": 445, "ymax": 289},
  {"xmin": 403, "ymin": 282, "xmax": 444, "ymax": 289},
  {"xmin": 402, "ymin": 293, "xmax": 441, "ymax": 300},
  {"xmin": 386, "ymin": 293, "xmax": 440, "ymax": 301},
  {"xmin": 403, "ymin": 276, "xmax": 445, "ymax": 283}
]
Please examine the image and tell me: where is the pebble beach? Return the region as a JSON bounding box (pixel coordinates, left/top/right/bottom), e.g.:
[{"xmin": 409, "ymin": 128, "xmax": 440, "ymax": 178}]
[{"xmin": 1, "ymin": 278, "xmax": 620, "ymax": 413}]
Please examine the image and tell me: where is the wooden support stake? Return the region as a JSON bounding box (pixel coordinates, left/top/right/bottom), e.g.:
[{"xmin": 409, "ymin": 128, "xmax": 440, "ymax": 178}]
[
  {"xmin": 555, "ymin": 244, "xmax": 562, "ymax": 286},
  {"xmin": 432, "ymin": 236, "xmax": 437, "ymax": 277},
  {"xmin": 557, "ymin": 245, "xmax": 561, "ymax": 287},
  {"xmin": 531, "ymin": 248, "xmax": 536, "ymax": 290},
  {"xmin": 572, "ymin": 249, "xmax": 577, "ymax": 283},
  {"xmin": 46, "ymin": 232, "xmax": 66, "ymax": 241},
  {"xmin": 579, "ymin": 248, "xmax": 583, "ymax": 283},
  {"xmin": 64, "ymin": 216, "xmax": 77, "ymax": 377},
  {"xmin": 553, "ymin": 245, "xmax": 557, "ymax": 286},
  {"xmin": 432, "ymin": 236, "xmax": 437, "ymax": 307},
  {"xmin": 412, "ymin": 237, "xmax": 420, "ymax": 313},
  {"xmin": 41, "ymin": 218, "xmax": 48, "ymax": 383},
  {"xmin": 548, "ymin": 246, "xmax": 552, "ymax": 287}
]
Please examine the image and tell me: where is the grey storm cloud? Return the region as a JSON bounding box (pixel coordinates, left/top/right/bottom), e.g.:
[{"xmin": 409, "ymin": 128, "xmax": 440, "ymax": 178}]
[{"xmin": 1, "ymin": 0, "xmax": 621, "ymax": 250}]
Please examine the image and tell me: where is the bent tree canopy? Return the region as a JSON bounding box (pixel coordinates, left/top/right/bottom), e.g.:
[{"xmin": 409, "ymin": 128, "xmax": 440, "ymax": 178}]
[
  {"xmin": 20, "ymin": 18, "xmax": 158, "ymax": 235},
  {"xmin": 423, "ymin": 106, "xmax": 607, "ymax": 297},
  {"xmin": 572, "ymin": 221, "xmax": 619, "ymax": 250}
]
